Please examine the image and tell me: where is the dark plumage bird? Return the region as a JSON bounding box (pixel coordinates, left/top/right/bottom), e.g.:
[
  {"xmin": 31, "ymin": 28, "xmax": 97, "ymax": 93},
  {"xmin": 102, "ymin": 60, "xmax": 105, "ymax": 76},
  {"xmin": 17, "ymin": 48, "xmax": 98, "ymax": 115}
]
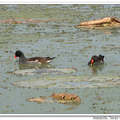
[
  {"xmin": 14, "ymin": 50, "xmax": 55, "ymax": 64},
  {"xmin": 88, "ymin": 54, "xmax": 104, "ymax": 66}
]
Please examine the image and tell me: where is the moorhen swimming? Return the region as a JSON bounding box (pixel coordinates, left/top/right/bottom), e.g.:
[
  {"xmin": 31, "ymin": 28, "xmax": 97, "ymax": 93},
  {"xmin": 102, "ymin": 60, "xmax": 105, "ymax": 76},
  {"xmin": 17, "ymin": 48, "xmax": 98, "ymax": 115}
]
[
  {"xmin": 14, "ymin": 50, "xmax": 55, "ymax": 64},
  {"xmin": 88, "ymin": 54, "xmax": 104, "ymax": 66}
]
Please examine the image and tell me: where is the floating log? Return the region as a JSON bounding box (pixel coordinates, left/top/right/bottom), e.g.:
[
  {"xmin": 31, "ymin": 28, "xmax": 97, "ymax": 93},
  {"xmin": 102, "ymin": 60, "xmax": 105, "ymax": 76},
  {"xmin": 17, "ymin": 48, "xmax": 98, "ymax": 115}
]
[
  {"xmin": 75, "ymin": 17, "xmax": 120, "ymax": 28},
  {"xmin": 0, "ymin": 18, "xmax": 59, "ymax": 24},
  {"xmin": 27, "ymin": 93, "xmax": 81, "ymax": 104},
  {"xmin": 51, "ymin": 93, "xmax": 81, "ymax": 104},
  {"xmin": 28, "ymin": 96, "xmax": 47, "ymax": 103}
]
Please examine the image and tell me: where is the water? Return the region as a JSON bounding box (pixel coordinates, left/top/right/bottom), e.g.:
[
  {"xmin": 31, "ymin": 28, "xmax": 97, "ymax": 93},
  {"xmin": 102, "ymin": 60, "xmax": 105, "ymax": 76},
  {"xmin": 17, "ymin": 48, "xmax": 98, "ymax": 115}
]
[{"xmin": 0, "ymin": 4, "xmax": 120, "ymax": 114}]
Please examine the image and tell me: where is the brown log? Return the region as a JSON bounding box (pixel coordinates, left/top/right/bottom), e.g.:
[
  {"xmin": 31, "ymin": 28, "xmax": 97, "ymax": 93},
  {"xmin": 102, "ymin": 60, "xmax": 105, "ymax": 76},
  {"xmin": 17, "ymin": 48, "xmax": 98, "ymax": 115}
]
[
  {"xmin": 76, "ymin": 17, "xmax": 120, "ymax": 28},
  {"xmin": 0, "ymin": 18, "xmax": 60, "ymax": 24},
  {"xmin": 27, "ymin": 93, "xmax": 81, "ymax": 104},
  {"xmin": 27, "ymin": 96, "xmax": 47, "ymax": 103},
  {"xmin": 79, "ymin": 17, "xmax": 120, "ymax": 26},
  {"xmin": 51, "ymin": 93, "xmax": 81, "ymax": 104}
]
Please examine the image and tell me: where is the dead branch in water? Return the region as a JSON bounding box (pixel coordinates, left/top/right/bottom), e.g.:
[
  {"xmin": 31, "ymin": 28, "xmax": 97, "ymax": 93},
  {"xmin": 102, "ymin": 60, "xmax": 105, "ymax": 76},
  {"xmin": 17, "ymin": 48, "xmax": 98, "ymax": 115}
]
[
  {"xmin": 75, "ymin": 17, "xmax": 120, "ymax": 28},
  {"xmin": 0, "ymin": 18, "xmax": 61, "ymax": 24},
  {"xmin": 51, "ymin": 93, "xmax": 81, "ymax": 104},
  {"xmin": 27, "ymin": 93, "xmax": 81, "ymax": 104}
]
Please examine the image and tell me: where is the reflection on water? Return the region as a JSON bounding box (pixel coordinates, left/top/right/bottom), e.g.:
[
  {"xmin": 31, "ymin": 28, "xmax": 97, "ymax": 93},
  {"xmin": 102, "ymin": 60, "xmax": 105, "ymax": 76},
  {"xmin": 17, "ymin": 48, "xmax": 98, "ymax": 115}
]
[
  {"xmin": 18, "ymin": 63, "xmax": 55, "ymax": 70},
  {"xmin": 89, "ymin": 64, "xmax": 105, "ymax": 74},
  {"xmin": 0, "ymin": 4, "xmax": 120, "ymax": 114}
]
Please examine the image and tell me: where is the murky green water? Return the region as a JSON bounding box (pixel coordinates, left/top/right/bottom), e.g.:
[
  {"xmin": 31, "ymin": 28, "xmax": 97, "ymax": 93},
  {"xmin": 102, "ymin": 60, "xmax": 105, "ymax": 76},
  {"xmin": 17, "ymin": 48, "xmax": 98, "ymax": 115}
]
[{"xmin": 1, "ymin": 4, "xmax": 120, "ymax": 114}]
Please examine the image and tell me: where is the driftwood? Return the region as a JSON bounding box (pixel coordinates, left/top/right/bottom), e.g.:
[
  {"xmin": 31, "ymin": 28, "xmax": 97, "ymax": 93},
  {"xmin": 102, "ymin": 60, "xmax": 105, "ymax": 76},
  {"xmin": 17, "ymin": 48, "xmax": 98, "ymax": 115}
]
[
  {"xmin": 75, "ymin": 17, "xmax": 120, "ymax": 28},
  {"xmin": 51, "ymin": 93, "xmax": 81, "ymax": 104},
  {"xmin": 28, "ymin": 96, "xmax": 47, "ymax": 103},
  {"xmin": 0, "ymin": 18, "xmax": 59, "ymax": 24},
  {"xmin": 27, "ymin": 93, "xmax": 81, "ymax": 104}
]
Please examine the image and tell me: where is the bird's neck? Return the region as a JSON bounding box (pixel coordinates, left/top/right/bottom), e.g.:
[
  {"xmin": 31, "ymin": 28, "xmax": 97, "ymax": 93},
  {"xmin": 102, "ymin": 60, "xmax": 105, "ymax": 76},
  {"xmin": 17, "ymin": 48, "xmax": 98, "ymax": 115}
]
[{"xmin": 19, "ymin": 55, "xmax": 27, "ymax": 64}]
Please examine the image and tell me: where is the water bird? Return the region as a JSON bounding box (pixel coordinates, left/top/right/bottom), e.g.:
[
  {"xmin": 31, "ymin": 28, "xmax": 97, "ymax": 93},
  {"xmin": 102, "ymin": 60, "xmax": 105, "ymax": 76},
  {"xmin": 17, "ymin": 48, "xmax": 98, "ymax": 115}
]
[
  {"xmin": 14, "ymin": 50, "xmax": 55, "ymax": 64},
  {"xmin": 88, "ymin": 54, "xmax": 104, "ymax": 66}
]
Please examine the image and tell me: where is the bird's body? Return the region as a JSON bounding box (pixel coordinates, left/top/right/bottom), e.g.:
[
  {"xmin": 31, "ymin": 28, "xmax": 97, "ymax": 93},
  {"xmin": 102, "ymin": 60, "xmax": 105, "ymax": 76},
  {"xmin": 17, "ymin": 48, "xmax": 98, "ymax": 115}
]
[
  {"xmin": 15, "ymin": 50, "xmax": 55, "ymax": 64},
  {"xmin": 88, "ymin": 55, "xmax": 104, "ymax": 66}
]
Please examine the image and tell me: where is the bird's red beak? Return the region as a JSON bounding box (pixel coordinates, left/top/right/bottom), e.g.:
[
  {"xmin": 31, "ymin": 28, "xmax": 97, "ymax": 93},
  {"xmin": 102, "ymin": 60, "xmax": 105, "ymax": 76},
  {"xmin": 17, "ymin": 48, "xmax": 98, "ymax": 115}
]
[
  {"xmin": 14, "ymin": 55, "xmax": 16, "ymax": 59},
  {"xmin": 91, "ymin": 59, "xmax": 94, "ymax": 66}
]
